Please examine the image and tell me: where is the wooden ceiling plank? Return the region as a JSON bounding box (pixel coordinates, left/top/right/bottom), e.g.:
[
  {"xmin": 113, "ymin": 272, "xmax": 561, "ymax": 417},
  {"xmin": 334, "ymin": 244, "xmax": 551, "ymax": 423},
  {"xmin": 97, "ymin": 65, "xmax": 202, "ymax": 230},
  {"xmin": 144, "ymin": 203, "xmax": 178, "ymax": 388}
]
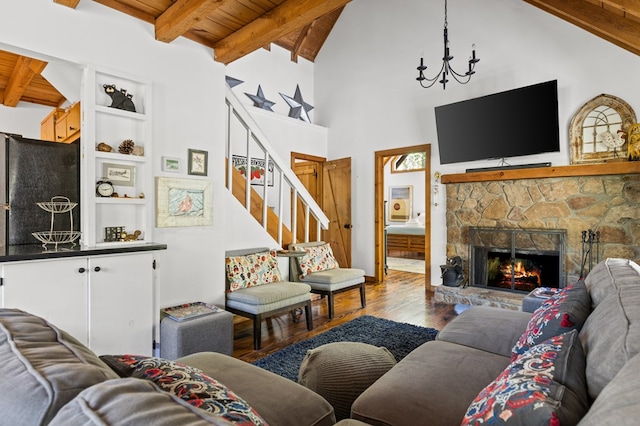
[
  {"xmin": 213, "ymin": 0, "xmax": 351, "ymax": 64},
  {"xmin": 4, "ymin": 56, "xmax": 47, "ymax": 107},
  {"xmin": 601, "ymin": 0, "xmax": 640, "ymax": 19},
  {"xmin": 54, "ymin": 0, "xmax": 81, "ymax": 8},
  {"xmin": 524, "ymin": 0, "xmax": 640, "ymax": 56},
  {"xmin": 93, "ymin": 0, "xmax": 158, "ymax": 24},
  {"xmin": 156, "ymin": 0, "xmax": 229, "ymax": 43}
]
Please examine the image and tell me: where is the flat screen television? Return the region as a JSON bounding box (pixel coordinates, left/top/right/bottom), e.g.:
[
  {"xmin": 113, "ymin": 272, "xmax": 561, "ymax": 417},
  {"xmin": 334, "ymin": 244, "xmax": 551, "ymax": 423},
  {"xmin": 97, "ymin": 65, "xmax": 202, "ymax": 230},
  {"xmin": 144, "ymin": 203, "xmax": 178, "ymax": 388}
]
[{"xmin": 435, "ymin": 80, "xmax": 560, "ymax": 166}]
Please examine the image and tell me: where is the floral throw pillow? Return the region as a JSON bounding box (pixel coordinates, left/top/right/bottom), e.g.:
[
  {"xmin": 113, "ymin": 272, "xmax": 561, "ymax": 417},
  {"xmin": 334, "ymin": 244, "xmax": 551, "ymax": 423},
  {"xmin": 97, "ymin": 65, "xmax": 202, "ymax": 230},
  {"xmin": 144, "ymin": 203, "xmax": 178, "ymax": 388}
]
[
  {"xmin": 100, "ymin": 355, "xmax": 268, "ymax": 426},
  {"xmin": 292, "ymin": 243, "xmax": 340, "ymax": 279},
  {"xmin": 511, "ymin": 280, "xmax": 590, "ymax": 361},
  {"xmin": 225, "ymin": 250, "xmax": 282, "ymax": 292},
  {"xmin": 462, "ymin": 330, "xmax": 589, "ymax": 425}
]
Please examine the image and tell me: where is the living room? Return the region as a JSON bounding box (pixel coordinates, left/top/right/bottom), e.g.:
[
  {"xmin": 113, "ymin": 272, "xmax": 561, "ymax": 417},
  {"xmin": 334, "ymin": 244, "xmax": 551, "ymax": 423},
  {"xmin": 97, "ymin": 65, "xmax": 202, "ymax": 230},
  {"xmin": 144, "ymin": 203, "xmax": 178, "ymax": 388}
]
[{"xmin": 2, "ymin": 1, "xmax": 640, "ymax": 424}]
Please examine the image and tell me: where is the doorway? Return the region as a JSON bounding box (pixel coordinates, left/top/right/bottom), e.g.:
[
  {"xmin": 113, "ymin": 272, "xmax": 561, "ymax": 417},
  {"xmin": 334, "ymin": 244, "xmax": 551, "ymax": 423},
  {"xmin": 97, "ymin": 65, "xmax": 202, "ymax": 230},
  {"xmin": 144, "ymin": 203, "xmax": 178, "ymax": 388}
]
[
  {"xmin": 374, "ymin": 145, "xmax": 431, "ymax": 290},
  {"xmin": 291, "ymin": 152, "xmax": 353, "ymax": 267}
]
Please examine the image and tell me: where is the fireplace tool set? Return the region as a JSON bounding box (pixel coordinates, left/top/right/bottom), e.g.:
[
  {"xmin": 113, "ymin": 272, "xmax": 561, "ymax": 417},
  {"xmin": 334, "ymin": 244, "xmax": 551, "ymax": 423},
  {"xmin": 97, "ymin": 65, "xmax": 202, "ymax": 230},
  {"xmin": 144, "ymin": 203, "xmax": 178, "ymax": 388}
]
[{"xmin": 580, "ymin": 229, "xmax": 600, "ymax": 279}]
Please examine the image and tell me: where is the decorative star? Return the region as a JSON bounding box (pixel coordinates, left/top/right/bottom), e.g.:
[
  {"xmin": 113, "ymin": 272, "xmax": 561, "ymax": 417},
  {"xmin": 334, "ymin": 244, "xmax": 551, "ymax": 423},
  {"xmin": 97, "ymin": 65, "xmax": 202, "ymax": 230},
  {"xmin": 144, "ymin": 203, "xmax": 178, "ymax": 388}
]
[
  {"xmin": 225, "ymin": 75, "xmax": 244, "ymax": 89},
  {"xmin": 245, "ymin": 85, "xmax": 276, "ymax": 111},
  {"xmin": 280, "ymin": 85, "xmax": 313, "ymax": 123}
]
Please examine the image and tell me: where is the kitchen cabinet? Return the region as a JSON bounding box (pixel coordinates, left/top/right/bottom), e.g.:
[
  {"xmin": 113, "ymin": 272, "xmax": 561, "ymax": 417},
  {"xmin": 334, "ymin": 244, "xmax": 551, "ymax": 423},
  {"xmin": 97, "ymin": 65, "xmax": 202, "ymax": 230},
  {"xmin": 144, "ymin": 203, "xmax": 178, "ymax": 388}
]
[
  {"xmin": 0, "ymin": 251, "xmax": 154, "ymax": 355},
  {"xmin": 40, "ymin": 102, "xmax": 81, "ymax": 143}
]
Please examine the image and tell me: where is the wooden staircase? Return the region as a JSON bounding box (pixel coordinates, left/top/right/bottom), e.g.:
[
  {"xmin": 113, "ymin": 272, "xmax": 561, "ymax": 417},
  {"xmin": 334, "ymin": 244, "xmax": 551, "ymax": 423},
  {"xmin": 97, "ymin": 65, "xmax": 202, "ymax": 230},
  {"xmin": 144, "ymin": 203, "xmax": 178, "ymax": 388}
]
[{"xmin": 226, "ymin": 160, "xmax": 293, "ymax": 247}]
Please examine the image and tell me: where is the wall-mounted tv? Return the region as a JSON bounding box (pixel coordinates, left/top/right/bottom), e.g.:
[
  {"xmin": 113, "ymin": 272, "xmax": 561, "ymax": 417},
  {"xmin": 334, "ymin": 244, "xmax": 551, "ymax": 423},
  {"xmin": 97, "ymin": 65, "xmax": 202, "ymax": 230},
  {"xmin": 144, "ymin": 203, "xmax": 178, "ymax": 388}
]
[{"xmin": 435, "ymin": 80, "xmax": 560, "ymax": 166}]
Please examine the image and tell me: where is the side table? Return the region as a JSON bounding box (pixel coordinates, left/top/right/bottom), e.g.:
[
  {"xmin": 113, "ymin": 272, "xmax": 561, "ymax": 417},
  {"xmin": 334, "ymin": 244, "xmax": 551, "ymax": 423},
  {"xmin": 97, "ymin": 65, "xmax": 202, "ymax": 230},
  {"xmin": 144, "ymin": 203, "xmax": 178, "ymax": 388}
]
[{"xmin": 160, "ymin": 309, "xmax": 234, "ymax": 360}]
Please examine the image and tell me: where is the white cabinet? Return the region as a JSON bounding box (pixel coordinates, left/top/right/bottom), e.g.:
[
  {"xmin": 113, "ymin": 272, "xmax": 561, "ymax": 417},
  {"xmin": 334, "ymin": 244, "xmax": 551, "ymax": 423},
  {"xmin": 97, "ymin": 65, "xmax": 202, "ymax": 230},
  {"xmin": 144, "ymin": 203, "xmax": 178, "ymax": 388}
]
[
  {"xmin": 0, "ymin": 252, "xmax": 154, "ymax": 355},
  {"xmin": 81, "ymin": 66, "xmax": 153, "ymax": 247}
]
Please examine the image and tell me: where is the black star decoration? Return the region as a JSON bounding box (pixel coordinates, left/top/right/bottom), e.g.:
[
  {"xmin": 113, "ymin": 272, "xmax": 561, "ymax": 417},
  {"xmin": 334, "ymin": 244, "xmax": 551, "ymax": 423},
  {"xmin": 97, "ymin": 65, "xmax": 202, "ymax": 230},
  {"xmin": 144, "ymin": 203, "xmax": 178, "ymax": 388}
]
[
  {"xmin": 280, "ymin": 85, "xmax": 313, "ymax": 123},
  {"xmin": 245, "ymin": 85, "xmax": 276, "ymax": 111}
]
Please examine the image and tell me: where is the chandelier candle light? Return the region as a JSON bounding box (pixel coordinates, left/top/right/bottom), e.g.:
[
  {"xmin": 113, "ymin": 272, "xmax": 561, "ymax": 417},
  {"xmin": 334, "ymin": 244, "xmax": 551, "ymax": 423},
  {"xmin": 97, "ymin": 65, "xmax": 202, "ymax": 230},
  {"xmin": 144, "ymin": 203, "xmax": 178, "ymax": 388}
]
[{"xmin": 416, "ymin": 0, "xmax": 479, "ymax": 89}]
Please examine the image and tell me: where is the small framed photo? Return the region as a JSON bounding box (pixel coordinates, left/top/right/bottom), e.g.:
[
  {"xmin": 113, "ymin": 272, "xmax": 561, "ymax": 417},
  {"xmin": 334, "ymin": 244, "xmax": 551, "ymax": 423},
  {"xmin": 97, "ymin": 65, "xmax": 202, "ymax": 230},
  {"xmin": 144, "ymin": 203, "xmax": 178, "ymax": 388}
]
[
  {"xmin": 162, "ymin": 156, "xmax": 181, "ymax": 173},
  {"xmin": 188, "ymin": 149, "xmax": 208, "ymax": 176},
  {"xmin": 388, "ymin": 185, "xmax": 413, "ymax": 222},
  {"xmin": 103, "ymin": 162, "xmax": 136, "ymax": 187}
]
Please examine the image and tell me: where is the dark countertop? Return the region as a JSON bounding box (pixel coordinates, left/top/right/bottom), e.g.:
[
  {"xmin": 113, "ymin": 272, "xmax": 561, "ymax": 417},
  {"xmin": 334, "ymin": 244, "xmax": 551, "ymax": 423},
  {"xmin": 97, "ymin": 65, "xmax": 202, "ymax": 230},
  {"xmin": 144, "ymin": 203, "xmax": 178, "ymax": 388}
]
[{"xmin": 0, "ymin": 242, "xmax": 167, "ymax": 263}]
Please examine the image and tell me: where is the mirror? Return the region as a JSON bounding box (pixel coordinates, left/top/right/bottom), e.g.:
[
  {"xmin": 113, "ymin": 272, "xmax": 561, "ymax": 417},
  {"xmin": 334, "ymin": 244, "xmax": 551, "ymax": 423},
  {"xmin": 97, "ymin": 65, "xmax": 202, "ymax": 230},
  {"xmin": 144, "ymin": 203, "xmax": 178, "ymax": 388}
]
[{"xmin": 570, "ymin": 94, "xmax": 636, "ymax": 164}]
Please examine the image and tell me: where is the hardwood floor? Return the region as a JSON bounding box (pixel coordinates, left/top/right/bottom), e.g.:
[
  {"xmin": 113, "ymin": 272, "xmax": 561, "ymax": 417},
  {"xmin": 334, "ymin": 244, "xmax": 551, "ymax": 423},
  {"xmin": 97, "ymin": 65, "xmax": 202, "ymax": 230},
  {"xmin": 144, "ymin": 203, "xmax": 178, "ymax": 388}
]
[{"xmin": 233, "ymin": 269, "xmax": 458, "ymax": 362}]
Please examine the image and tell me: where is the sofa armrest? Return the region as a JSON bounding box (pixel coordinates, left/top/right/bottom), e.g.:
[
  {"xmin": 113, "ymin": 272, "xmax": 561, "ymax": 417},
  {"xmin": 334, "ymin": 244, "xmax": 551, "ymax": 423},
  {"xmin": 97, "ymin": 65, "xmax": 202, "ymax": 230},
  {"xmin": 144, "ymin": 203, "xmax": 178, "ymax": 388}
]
[{"xmin": 436, "ymin": 306, "xmax": 531, "ymax": 357}]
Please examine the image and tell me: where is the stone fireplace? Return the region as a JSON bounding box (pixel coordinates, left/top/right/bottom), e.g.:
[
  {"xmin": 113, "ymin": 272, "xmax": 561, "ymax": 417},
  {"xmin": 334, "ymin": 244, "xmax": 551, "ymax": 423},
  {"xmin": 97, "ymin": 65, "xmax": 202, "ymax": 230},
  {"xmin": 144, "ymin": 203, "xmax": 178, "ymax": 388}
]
[{"xmin": 434, "ymin": 163, "xmax": 640, "ymax": 308}]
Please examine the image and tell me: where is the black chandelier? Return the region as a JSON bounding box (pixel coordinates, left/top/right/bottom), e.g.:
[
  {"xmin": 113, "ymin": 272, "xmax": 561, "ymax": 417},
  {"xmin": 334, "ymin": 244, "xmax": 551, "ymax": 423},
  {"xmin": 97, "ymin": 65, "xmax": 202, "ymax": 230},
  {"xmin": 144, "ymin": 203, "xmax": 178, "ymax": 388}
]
[{"xmin": 416, "ymin": 0, "xmax": 479, "ymax": 89}]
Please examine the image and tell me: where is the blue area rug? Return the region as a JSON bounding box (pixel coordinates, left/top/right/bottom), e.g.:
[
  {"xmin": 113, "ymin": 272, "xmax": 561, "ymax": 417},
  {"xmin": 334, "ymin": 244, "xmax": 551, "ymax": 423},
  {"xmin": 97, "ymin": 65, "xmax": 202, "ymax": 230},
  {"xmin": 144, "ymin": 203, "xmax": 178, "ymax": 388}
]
[{"xmin": 252, "ymin": 315, "xmax": 439, "ymax": 382}]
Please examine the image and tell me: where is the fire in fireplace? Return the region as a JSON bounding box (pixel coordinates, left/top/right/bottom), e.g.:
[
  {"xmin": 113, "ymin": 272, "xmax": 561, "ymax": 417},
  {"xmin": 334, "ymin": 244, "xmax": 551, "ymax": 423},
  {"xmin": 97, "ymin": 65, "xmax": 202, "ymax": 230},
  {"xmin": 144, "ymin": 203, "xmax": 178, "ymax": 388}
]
[
  {"xmin": 486, "ymin": 251, "xmax": 560, "ymax": 292},
  {"xmin": 469, "ymin": 227, "xmax": 566, "ymax": 293}
]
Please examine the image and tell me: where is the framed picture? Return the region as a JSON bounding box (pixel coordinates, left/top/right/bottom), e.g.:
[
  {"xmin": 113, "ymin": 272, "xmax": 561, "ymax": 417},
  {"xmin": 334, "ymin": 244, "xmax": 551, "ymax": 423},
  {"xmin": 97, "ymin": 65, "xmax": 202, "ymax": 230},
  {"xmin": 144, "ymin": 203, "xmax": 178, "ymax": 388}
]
[
  {"xmin": 188, "ymin": 149, "xmax": 208, "ymax": 176},
  {"xmin": 388, "ymin": 185, "xmax": 413, "ymax": 222},
  {"xmin": 231, "ymin": 154, "xmax": 274, "ymax": 186},
  {"xmin": 161, "ymin": 156, "xmax": 181, "ymax": 172},
  {"xmin": 155, "ymin": 177, "xmax": 213, "ymax": 227},
  {"xmin": 102, "ymin": 162, "xmax": 135, "ymax": 187}
]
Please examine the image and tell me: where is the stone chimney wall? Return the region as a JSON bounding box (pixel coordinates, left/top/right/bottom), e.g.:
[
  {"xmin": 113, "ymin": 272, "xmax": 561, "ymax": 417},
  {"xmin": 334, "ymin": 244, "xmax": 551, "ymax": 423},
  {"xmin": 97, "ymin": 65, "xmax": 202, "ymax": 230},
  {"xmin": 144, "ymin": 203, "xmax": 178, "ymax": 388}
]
[{"xmin": 445, "ymin": 173, "xmax": 640, "ymax": 279}]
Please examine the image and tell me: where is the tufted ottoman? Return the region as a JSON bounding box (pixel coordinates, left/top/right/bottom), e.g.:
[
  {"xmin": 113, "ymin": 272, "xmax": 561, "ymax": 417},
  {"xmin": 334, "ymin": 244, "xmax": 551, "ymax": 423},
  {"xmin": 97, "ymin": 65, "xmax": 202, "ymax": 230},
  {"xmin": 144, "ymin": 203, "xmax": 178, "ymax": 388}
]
[{"xmin": 298, "ymin": 342, "xmax": 396, "ymax": 420}]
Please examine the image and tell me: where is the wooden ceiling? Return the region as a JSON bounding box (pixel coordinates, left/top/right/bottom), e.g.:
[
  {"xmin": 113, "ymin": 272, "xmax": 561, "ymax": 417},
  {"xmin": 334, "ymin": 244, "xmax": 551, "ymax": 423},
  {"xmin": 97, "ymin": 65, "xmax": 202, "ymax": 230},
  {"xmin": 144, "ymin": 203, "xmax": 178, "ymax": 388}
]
[{"xmin": 2, "ymin": 0, "xmax": 639, "ymax": 108}]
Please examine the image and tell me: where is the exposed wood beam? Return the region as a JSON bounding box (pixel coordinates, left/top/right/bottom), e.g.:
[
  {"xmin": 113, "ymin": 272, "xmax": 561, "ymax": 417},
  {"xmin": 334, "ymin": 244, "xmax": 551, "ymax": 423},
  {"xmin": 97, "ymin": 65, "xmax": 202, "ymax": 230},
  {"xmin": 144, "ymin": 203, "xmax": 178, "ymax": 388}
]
[
  {"xmin": 3, "ymin": 56, "xmax": 47, "ymax": 107},
  {"xmin": 54, "ymin": 0, "xmax": 80, "ymax": 8},
  {"xmin": 291, "ymin": 23, "xmax": 314, "ymax": 63},
  {"xmin": 156, "ymin": 0, "xmax": 227, "ymax": 43},
  {"xmin": 213, "ymin": 0, "xmax": 351, "ymax": 64},
  {"xmin": 524, "ymin": 0, "xmax": 640, "ymax": 56}
]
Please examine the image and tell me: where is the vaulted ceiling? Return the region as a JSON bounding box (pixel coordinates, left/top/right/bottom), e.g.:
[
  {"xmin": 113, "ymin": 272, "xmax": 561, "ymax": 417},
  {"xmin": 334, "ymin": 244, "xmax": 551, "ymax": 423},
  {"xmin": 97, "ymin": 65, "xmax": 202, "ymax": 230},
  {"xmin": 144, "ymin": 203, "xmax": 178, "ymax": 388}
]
[{"xmin": 2, "ymin": 0, "xmax": 639, "ymax": 108}]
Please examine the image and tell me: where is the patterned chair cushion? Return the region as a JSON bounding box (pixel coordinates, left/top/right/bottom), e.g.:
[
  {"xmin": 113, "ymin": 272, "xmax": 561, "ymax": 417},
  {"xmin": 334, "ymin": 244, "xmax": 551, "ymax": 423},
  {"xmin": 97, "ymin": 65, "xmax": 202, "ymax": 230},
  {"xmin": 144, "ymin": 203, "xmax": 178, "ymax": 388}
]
[
  {"xmin": 511, "ymin": 280, "xmax": 590, "ymax": 361},
  {"xmin": 100, "ymin": 355, "xmax": 267, "ymax": 425},
  {"xmin": 225, "ymin": 250, "xmax": 282, "ymax": 292},
  {"xmin": 292, "ymin": 243, "xmax": 340, "ymax": 279},
  {"xmin": 462, "ymin": 330, "xmax": 589, "ymax": 425}
]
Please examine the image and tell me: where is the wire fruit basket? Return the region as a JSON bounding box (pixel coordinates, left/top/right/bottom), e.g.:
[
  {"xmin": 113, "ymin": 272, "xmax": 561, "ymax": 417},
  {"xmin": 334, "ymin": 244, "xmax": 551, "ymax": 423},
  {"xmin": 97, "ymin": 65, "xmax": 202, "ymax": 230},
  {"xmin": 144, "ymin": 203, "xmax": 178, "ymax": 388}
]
[{"xmin": 32, "ymin": 196, "xmax": 81, "ymax": 250}]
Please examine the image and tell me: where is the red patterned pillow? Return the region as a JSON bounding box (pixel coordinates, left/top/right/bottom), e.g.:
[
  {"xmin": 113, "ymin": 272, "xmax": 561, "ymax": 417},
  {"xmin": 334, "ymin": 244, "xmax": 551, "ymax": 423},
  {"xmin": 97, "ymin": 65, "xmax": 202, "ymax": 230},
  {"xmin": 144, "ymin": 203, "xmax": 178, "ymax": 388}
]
[
  {"xmin": 225, "ymin": 250, "xmax": 282, "ymax": 292},
  {"xmin": 100, "ymin": 355, "xmax": 268, "ymax": 425},
  {"xmin": 463, "ymin": 330, "xmax": 589, "ymax": 425},
  {"xmin": 292, "ymin": 243, "xmax": 340, "ymax": 279},
  {"xmin": 511, "ymin": 280, "xmax": 590, "ymax": 361}
]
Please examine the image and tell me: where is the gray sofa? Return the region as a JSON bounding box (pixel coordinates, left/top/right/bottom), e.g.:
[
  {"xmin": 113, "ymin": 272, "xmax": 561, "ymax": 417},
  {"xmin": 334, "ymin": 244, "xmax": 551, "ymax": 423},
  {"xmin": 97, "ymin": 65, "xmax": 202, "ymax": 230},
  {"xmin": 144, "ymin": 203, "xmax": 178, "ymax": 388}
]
[
  {"xmin": 350, "ymin": 257, "xmax": 640, "ymax": 425},
  {"xmin": 0, "ymin": 308, "xmax": 335, "ymax": 426}
]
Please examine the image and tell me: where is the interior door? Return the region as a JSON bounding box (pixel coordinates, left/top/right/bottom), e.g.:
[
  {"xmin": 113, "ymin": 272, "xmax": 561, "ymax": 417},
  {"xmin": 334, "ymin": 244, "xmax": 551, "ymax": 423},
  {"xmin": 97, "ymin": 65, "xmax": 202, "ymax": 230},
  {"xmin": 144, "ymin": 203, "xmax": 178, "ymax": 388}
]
[
  {"xmin": 322, "ymin": 157, "xmax": 352, "ymax": 267},
  {"xmin": 293, "ymin": 160, "xmax": 320, "ymax": 242}
]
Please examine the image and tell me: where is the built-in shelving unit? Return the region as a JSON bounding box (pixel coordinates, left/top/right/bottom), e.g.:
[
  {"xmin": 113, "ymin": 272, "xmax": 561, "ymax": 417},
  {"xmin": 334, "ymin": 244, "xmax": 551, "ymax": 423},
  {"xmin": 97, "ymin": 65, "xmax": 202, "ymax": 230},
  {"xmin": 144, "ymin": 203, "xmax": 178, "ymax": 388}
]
[{"xmin": 81, "ymin": 66, "xmax": 152, "ymax": 247}]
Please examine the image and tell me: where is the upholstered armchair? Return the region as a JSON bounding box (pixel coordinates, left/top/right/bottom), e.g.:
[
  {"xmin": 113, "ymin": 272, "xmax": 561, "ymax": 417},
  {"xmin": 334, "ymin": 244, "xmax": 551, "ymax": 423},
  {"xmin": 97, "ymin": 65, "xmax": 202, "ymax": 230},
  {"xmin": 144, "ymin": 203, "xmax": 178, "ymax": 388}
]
[
  {"xmin": 289, "ymin": 241, "xmax": 366, "ymax": 319},
  {"xmin": 225, "ymin": 247, "xmax": 313, "ymax": 350}
]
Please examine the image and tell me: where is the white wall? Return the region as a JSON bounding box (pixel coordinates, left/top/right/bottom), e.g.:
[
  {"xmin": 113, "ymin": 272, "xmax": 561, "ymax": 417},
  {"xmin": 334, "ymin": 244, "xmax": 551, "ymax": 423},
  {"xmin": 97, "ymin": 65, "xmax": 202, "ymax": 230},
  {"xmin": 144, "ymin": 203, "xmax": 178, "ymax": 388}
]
[
  {"xmin": 0, "ymin": 102, "xmax": 50, "ymax": 139},
  {"xmin": 0, "ymin": 1, "xmax": 228, "ymax": 308},
  {"xmin": 314, "ymin": 0, "xmax": 640, "ymax": 284}
]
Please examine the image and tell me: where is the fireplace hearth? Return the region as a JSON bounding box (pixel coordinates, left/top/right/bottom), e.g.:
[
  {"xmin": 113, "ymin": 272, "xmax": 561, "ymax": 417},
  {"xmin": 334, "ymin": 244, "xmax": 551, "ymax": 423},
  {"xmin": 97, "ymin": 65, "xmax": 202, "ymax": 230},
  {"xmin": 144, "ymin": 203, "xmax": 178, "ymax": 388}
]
[{"xmin": 469, "ymin": 227, "xmax": 566, "ymax": 293}]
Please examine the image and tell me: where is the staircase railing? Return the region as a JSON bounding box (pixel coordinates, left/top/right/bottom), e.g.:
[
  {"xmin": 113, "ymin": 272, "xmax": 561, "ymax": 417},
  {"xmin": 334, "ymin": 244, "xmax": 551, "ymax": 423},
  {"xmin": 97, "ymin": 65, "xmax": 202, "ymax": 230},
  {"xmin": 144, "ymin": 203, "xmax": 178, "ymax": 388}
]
[{"xmin": 225, "ymin": 84, "xmax": 329, "ymax": 246}]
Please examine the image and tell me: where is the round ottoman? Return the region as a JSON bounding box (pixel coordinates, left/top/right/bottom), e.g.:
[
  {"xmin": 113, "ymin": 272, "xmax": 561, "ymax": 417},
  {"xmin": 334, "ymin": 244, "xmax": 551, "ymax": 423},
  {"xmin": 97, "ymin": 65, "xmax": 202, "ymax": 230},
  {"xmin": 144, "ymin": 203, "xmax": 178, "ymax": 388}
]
[{"xmin": 298, "ymin": 342, "xmax": 396, "ymax": 420}]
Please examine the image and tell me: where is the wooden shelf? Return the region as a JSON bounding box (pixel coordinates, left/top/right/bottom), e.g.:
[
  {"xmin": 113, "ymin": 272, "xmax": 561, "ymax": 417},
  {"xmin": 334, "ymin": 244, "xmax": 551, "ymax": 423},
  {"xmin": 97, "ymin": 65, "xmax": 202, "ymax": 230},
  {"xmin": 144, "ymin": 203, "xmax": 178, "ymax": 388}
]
[{"xmin": 441, "ymin": 161, "xmax": 640, "ymax": 184}]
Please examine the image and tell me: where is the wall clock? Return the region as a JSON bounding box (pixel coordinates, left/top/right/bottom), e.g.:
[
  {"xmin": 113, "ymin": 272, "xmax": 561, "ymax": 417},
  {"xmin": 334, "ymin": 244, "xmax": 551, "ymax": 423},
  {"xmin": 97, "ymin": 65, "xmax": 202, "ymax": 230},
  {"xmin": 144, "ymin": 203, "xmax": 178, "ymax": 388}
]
[{"xmin": 570, "ymin": 94, "xmax": 636, "ymax": 164}]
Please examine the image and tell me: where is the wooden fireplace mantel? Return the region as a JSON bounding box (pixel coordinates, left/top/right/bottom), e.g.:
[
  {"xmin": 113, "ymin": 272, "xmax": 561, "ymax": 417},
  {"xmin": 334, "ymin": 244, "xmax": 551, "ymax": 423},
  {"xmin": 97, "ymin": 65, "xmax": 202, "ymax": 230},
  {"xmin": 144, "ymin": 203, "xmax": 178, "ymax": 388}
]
[{"xmin": 441, "ymin": 161, "xmax": 640, "ymax": 184}]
